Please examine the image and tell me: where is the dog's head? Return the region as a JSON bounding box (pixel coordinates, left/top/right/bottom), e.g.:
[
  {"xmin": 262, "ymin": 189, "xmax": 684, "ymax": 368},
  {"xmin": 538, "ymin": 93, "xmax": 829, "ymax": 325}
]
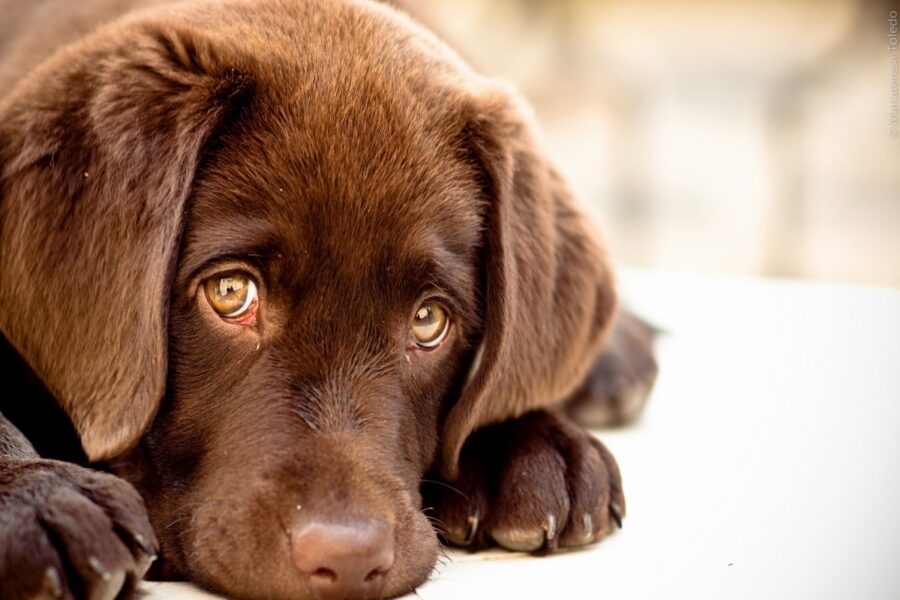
[{"xmin": 0, "ymin": 1, "xmax": 615, "ymax": 598}]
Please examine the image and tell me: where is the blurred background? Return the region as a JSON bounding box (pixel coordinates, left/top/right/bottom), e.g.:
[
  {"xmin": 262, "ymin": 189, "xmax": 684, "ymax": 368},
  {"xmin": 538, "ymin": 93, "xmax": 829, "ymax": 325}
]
[{"xmin": 415, "ymin": 0, "xmax": 900, "ymax": 287}]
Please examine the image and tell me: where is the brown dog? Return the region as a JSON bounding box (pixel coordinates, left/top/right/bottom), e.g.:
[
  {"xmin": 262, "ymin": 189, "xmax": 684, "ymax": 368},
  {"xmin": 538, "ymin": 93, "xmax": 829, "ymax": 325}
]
[{"xmin": 0, "ymin": 1, "xmax": 657, "ymax": 599}]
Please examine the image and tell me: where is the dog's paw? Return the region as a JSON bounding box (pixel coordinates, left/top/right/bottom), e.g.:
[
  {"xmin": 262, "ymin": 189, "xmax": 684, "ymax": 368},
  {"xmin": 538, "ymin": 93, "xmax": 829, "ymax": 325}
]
[
  {"xmin": 425, "ymin": 411, "xmax": 624, "ymax": 553},
  {"xmin": 0, "ymin": 458, "xmax": 158, "ymax": 600}
]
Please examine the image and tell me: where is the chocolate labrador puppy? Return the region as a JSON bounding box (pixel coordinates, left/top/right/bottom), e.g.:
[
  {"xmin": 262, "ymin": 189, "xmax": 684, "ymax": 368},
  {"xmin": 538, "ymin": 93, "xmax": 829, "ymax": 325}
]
[{"xmin": 0, "ymin": 1, "xmax": 658, "ymax": 598}]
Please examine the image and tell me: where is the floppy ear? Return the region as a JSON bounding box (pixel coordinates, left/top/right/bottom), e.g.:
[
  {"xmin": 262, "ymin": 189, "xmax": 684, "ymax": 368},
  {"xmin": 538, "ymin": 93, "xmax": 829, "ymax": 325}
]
[
  {"xmin": 441, "ymin": 87, "xmax": 618, "ymax": 479},
  {"xmin": 0, "ymin": 20, "xmax": 253, "ymax": 461}
]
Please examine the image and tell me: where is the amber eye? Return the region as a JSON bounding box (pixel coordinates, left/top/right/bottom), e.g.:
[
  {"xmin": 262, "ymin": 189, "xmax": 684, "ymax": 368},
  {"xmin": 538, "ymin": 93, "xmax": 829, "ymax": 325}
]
[
  {"xmin": 410, "ymin": 300, "xmax": 449, "ymax": 348},
  {"xmin": 204, "ymin": 272, "xmax": 257, "ymax": 318}
]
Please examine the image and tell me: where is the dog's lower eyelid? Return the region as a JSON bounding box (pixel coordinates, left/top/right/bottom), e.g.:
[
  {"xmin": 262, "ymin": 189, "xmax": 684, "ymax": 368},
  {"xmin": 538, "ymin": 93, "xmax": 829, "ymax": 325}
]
[{"xmin": 222, "ymin": 297, "xmax": 260, "ymax": 326}]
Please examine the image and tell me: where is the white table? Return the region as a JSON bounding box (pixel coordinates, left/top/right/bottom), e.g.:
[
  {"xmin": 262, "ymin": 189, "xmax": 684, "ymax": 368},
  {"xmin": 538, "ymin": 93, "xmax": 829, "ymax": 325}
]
[{"xmin": 142, "ymin": 270, "xmax": 900, "ymax": 599}]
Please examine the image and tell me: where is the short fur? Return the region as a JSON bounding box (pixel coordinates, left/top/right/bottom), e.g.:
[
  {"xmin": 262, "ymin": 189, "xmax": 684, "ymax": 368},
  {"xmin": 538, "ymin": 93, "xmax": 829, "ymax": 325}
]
[{"xmin": 0, "ymin": 1, "xmax": 658, "ymax": 599}]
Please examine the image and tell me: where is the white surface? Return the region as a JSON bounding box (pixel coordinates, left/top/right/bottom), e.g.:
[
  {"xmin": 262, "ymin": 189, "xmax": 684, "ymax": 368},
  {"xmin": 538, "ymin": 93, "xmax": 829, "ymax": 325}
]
[{"xmin": 141, "ymin": 270, "xmax": 900, "ymax": 599}]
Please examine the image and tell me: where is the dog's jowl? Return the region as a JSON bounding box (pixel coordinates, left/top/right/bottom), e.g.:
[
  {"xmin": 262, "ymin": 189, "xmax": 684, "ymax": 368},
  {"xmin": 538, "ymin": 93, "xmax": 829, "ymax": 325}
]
[{"xmin": 0, "ymin": 1, "xmax": 658, "ymax": 599}]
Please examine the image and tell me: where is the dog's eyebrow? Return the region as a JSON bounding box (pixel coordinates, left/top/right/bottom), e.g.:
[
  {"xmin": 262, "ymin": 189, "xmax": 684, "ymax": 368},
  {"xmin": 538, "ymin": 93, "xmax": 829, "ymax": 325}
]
[
  {"xmin": 402, "ymin": 241, "xmax": 477, "ymax": 319},
  {"xmin": 177, "ymin": 216, "xmax": 280, "ymax": 282}
]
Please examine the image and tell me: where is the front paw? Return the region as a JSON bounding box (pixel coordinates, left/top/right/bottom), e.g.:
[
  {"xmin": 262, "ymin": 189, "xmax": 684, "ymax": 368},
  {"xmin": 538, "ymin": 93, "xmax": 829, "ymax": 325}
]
[
  {"xmin": 425, "ymin": 411, "xmax": 624, "ymax": 553},
  {"xmin": 0, "ymin": 458, "xmax": 158, "ymax": 600}
]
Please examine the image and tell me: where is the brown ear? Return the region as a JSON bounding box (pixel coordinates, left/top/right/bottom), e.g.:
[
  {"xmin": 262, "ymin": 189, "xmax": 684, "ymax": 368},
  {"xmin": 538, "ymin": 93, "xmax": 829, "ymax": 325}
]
[
  {"xmin": 0, "ymin": 20, "xmax": 253, "ymax": 461},
  {"xmin": 441, "ymin": 87, "xmax": 618, "ymax": 479}
]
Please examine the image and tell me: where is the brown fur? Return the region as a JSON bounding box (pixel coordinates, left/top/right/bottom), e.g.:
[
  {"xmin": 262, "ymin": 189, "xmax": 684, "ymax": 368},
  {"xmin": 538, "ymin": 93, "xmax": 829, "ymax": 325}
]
[{"xmin": 0, "ymin": 1, "xmax": 657, "ymax": 599}]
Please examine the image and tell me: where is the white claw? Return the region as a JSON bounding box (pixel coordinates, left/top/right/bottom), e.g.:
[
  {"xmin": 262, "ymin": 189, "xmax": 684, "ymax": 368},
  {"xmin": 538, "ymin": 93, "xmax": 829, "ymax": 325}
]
[
  {"xmin": 464, "ymin": 513, "xmax": 479, "ymax": 545},
  {"xmin": 43, "ymin": 567, "xmax": 63, "ymax": 599},
  {"xmin": 545, "ymin": 514, "xmax": 558, "ymax": 541},
  {"xmin": 88, "ymin": 557, "xmax": 111, "ymax": 582}
]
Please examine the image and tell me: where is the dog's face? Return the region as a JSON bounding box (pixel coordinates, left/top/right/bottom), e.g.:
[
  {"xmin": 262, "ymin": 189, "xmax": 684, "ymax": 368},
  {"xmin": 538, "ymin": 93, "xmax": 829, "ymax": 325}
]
[
  {"xmin": 0, "ymin": 1, "xmax": 617, "ymax": 598},
  {"xmin": 138, "ymin": 78, "xmax": 487, "ymax": 595}
]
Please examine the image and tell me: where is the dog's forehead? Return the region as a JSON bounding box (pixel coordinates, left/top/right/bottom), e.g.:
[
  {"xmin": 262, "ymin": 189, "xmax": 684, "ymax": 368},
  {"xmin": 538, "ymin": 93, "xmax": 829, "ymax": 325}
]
[
  {"xmin": 188, "ymin": 91, "xmax": 482, "ymax": 285},
  {"xmin": 184, "ymin": 0, "xmax": 484, "ymax": 282}
]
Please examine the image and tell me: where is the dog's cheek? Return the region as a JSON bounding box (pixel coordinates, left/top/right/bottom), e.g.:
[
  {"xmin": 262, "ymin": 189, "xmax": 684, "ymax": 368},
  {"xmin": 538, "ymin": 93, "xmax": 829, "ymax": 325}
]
[
  {"xmin": 193, "ymin": 488, "xmax": 291, "ymax": 589},
  {"xmin": 401, "ymin": 334, "xmax": 476, "ymax": 475}
]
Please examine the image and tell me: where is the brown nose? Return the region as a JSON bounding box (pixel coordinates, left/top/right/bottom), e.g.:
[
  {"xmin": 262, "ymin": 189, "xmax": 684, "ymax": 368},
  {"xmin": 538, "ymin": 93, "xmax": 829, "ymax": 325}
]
[{"xmin": 291, "ymin": 519, "xmax": 394, "ymax": 598}]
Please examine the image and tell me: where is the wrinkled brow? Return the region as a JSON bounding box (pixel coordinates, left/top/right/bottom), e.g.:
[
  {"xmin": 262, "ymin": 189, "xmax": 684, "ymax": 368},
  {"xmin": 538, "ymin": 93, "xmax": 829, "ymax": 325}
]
[{"xmin": 176, "ymin": 215, "xmax": 280, "ymax": 284}]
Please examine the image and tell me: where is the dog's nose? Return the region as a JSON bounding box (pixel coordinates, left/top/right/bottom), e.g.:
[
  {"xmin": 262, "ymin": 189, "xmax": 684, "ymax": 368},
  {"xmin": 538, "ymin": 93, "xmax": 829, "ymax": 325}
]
[{"xmin": 291, "ymin": 519, "xmax": 394, "ymax": 598}]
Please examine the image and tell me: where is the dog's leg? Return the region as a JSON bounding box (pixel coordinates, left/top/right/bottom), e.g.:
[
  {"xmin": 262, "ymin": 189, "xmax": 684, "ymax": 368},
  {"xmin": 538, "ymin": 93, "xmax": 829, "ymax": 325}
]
[
  {"xmin": 0, "ymin": 409, "xmax": 159, "ymax": 600},
  {"xmin": 563, "ymin": 308, "xmax": 659, "ymax": 428},
  {"xmin": 425, "ymin": 309, "xmax": 656, "ymax": 553}
]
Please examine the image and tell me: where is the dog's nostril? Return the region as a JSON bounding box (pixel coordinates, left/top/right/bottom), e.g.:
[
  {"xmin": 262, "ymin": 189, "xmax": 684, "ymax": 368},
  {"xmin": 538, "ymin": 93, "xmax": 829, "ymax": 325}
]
[
  {"xmin": 291, "ymin": 518, "xmax": 394, "ymax": 593},
  {"xmin": 311, "ymin": 567, "xmax": 337, "ymax": 582}
]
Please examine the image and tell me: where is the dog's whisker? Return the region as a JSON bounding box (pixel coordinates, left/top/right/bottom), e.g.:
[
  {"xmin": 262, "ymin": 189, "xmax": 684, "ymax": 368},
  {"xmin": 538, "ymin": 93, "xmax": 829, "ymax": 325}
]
[{"xmin": 419, "ymin": 479, "xmax": 468, "ymax": 500}]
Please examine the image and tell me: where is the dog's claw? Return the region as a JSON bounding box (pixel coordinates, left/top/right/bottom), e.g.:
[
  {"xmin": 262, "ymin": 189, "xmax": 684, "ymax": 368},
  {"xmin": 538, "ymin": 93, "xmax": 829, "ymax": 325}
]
[
  {"xmin": 86, "ymin": 556, "xmax": 126, "ymax": 600},
  {"xmin": 544, "ymin": 514, "xmax": 558, "ymax": 542},
  {"xmin": 610, "ymin": 502, "xmax": 623, "ymax": 529},
  {"xmin": 42, "ymin": 566, "xmax": 64, "ymax": 599},
  {"xmin": 464, "ymin": 514, "xmax": 479, "ymax": 545},
  {"xmin": 133, "ymin": 532, "xmax": 155, "ymax": 556},
  {"xmin": 132, "ymin": 532, "xmax": 158, "ymax": 577},
  {"xmin": 582, "ymin": 513, "xmax": 593, "ymax": 539},
  {"xmin": 88, "ymin": 557, "xmax": 111, "ymax": 582}
]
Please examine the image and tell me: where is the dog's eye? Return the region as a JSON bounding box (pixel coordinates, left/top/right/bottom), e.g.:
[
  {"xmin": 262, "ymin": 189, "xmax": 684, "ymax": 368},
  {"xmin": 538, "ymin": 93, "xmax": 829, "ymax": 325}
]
[
  {"xmin": 205, "ymin": 272, "xmax": 258, "ymax": 318},
  {"xmin": 410, "ymin": 300, "xmax": 449, "ymax": 348}
]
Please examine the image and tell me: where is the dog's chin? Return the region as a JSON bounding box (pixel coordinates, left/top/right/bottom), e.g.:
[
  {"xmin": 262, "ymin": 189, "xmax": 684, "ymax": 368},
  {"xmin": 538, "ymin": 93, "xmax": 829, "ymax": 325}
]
[{"xmin": 162, "ymin": 490, "xmax": 439, "ymax": 600}]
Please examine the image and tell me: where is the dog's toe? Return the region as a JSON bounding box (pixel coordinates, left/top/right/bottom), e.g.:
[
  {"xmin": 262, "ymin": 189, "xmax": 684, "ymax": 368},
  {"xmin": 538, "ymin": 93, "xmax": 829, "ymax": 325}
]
[{"xmin": 0, "ymin": 459, "xmax": 158, "ymax": 600}]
